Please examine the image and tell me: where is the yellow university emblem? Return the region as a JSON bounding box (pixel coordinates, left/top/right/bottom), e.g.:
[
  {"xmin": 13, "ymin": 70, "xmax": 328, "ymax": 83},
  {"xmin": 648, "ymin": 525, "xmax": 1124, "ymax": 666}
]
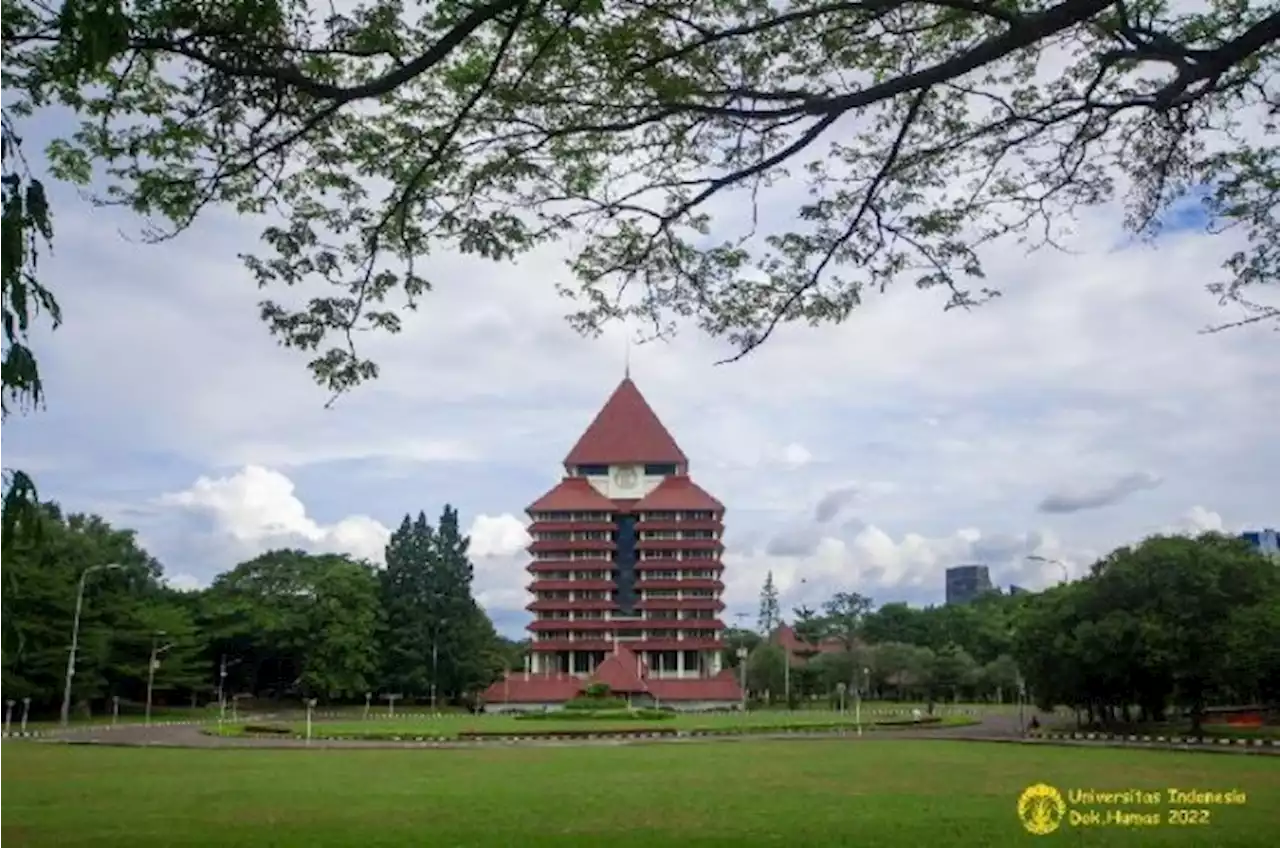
[{"xmin": 1018, "ymin": 783, "xmax": 1067, "ymax": 835}]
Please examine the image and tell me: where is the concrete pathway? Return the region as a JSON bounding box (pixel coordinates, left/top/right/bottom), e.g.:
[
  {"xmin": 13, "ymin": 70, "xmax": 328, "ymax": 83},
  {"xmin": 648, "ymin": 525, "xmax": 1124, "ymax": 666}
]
[{"xmin": 19, "ymin": 712, "xmax": 1276, "ymax": 755}]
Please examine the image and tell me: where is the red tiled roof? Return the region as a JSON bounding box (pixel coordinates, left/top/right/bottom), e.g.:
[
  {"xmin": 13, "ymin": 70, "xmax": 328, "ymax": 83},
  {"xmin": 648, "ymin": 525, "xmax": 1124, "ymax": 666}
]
[
  {"xmin": 773, "ymin": 623, "xmax": 848, "ymax": 661},
  {"xmin": 527, "ymin": 478, "xmax": 618, "ymax": 513},
  {"xmin": 564, "ymin": 378, "xmax": 688, "ymax": 466},
  {"xmin": 480, "ymin": 669, "xmax": 743, "ymax": 704},
  {"xmin": 481, "ymin": 672, "xmax": 583, "ymax": 704},
  {"xmin": 633, "ymin": 475, "xmax": 724, "ymax": 512},
  {"xmin": 589, "ymin": 644, "xmax": 651, "ymax": 694},
  {"xmin": 649, "ymin": 670, "xmax": 743, "ymax": 702}
]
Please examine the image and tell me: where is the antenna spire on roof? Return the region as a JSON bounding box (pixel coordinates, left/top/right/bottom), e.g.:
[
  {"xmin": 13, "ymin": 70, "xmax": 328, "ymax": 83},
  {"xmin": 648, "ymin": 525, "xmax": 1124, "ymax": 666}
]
[{"xmin": 624, "ymin": 336, "xmax": 631, "ymax": 379}]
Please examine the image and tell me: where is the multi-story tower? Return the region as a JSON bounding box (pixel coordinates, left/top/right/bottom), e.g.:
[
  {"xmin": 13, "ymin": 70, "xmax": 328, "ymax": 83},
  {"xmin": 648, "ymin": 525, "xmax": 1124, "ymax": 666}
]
[{"xmin": 524, "ymin": 377, "xmax": 728, "ymax": 681}]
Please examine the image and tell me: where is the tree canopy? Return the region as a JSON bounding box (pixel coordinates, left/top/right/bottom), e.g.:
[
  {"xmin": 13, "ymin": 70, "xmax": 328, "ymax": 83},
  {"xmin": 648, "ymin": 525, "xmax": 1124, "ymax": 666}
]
[
  {"xmin": 3, "ymin": 0, "xmax": 1275, "ymax": 548},
  {"xmin": 2, "ymin": 501, "xmax": 511, "ymax": 716},
  {"xmin": 2, "ymin": 0, "xmax": 1275, "ymax": 405}
]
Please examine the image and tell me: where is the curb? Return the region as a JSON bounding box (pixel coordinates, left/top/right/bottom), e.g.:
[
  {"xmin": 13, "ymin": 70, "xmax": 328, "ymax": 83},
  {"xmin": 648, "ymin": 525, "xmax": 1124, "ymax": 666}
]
[
  {"xmin": 1028, "ymin": 731, "xmax": 1279, "ymax": 748},
  {"xmin": 4, "ymin": 719, "xmax": 211, "ymax": 739},
  {"xmin": 242, "ymin": 720, "xmax": 972, "ymax": 744}
]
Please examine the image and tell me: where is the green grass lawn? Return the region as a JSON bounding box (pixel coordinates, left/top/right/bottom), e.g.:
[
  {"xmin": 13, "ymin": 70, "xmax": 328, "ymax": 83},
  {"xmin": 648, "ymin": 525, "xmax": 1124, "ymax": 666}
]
[
  {"xmin": 4, "ymin": 740, "xmax": 1277, "ymax": 846},
  {"xmin": 246, "ymin": 709, "xmax": 975, "ymax": 739}
]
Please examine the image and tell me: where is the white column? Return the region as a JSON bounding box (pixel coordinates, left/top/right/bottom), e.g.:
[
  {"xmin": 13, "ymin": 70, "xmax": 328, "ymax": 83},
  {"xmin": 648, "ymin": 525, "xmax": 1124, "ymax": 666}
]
[{"xmin": 677, "ymin": 649, "xmax": 685, "ymax": 678}]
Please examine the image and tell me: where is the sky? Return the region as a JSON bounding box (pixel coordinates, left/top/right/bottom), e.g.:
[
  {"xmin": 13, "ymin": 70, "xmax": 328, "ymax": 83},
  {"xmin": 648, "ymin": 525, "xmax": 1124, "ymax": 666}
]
[{"xmin": 5, "ymin": 111, "xmax": 1277, "ymax": 640}]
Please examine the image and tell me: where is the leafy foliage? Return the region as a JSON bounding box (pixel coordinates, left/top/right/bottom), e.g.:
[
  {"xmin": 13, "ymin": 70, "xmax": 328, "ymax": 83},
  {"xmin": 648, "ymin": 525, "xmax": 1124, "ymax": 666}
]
[
  {"xmin": 1011, "ymin": 533, "xmax": 1280, "ymax": 731},
  {"xmin": 0, "ymin": 0, "xmax": 1273, "ymax": 408}
]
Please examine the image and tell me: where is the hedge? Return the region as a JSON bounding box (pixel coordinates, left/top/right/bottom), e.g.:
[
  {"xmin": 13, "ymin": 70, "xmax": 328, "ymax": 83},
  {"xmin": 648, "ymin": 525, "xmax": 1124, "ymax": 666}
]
[{"xmin": 516, "ymin": 708, "xmax": 674, "ymax": 722}]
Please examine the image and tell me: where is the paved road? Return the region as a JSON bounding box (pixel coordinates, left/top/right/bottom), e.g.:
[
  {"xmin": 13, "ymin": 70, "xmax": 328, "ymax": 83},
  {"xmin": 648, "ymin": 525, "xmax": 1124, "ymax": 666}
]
[
  {"xmin": 39, "ymin": 711, "xmax": 1016, "ymax": 748},
  {"xmin": 28, "ymin": 711, "xmax": 1275, "ymax": 755}
]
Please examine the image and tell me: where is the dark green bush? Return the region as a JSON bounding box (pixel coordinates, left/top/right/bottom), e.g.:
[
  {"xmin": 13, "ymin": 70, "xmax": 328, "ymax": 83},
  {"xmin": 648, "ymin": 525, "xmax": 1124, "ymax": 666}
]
[
  {"xmin": 242, "ymin": 723, "xmax": 293, "ymax": 735},
  {"xmin": 563, "ymin": 696, "xmax": 628, "ymax": 710},
  {"xmin": 515, "ymin": 708, "xmax": 674, "ymax": 722}
]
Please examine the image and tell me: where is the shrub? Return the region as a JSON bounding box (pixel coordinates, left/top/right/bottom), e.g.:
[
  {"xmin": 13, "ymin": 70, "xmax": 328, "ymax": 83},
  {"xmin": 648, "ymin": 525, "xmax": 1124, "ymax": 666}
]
[
  {"xmin": 563, "ymin": 696, "xmax": 628, "ymax": 711},
  {"xmin": 583, "ymin": 682, "xmax": 612, "ymax": 699},
  {"xmin": 874, "ymin": 716, "xmax": 943, "ymax": 727},
  {"xmin": 515, "ymin": 708, "xmax": 674, "ymax": 722},
  {"xmin": 242, "ymin": 723, "xmax": 293, "ymax": 735}
]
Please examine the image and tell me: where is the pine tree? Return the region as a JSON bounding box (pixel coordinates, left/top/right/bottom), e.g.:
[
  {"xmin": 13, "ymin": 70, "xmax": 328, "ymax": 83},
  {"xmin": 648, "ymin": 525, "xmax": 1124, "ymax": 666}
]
[
  {"xmin": 758, "ymin": 571, "xmax": 781, "ymax": 636},
  {"xmin": 379, "ymin": 506, "xmax": 503, "ymax": 703},
  {"xmin": 379, "ymin": 514, "xmax": 435, "ymax": 696}
]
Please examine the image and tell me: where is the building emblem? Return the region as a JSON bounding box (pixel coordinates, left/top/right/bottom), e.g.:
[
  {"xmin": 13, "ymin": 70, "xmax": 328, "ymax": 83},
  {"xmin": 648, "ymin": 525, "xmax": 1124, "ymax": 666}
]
[{"xmin": 613, "ymin": 467, "xmax": 639, "ymax": 490}]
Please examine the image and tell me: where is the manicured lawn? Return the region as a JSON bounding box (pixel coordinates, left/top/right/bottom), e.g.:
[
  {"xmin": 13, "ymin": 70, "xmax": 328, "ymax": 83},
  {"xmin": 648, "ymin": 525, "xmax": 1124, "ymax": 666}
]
[
  {"xmin": 4, "ymin": 741, "xmax": 1277, "ymax": 846},
  {"xmin": 248, "ymin": 709, "xmax": 975, "ymax": 738}
]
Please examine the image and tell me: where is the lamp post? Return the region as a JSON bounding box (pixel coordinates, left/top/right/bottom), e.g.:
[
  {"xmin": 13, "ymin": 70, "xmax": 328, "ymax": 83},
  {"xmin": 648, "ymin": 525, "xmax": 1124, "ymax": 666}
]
[
  {"xmin": 431, "ymin": 618, "xmax": 448, "ymax": 711},
  {"xmin": 1018, "ymin": 678, "xmax": 1027, "ymax": 737},
  {"xmin": 216, "ymin": 654, "xmax": 242, "ymax": 722},
  {"xmin": 1026, "ymin": 555, "xmax": 1069, "ymax": 584},
  {"xmin": 111, "ymin": 695, "xmax": 120, "ymax": 726},
  {"xmin": 145, "ymin": 631, "xmax": 172, "ymax": 726},
  {"xmin": 305, "ymin": 698, "xmax": 317, "ymax": 744},
  {"xmin": 61, "ymin": 563, "xmax": 125, "ymax": 727},
  {"xmin": 364, "ymin": 691, "xmax": 372, "ymax": 720},
  {"xmin": 21, "ymin": 697, "xmax": 31, "ymax": 733},
  {"xmin": 736, "ymin": 647, "xmax": 749, "ymax": 711}
]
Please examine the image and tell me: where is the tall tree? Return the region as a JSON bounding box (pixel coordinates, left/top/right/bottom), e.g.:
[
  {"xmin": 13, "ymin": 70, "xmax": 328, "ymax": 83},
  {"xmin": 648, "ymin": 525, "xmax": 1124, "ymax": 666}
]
[
  {"xmin": 202, "ymin": 549, "xmax": 381, "ymax": 701},
  {"xmin": 1, "ymin": 504, "xmax": 171, "ymax": 712},
  {"xmin": 380, "ymin": 506, "xmax": 503, "ymax": 701},
  {"xmin": 757, "ymin": 571, "xmax": 781, "ymax": 635},
  {"xmin": 380, "ymin": 513, "xmax": 437, "ymax": 696},
  {"xmin": 821, "ymin": 591, "xmax": 872, "ymax": 652}
]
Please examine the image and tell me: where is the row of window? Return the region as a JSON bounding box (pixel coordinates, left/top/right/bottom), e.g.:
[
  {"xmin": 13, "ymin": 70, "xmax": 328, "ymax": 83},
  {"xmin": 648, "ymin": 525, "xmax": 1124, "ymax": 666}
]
[
  {"xmin": 529, "ymin": 549, "xmax": 719, "ymax": 561},
  {"xmin": 530, "ymin": 510, "xmax": 719, "ymax": 522},
  {"xmin": 536, "ymin": 630, "xmax": 721, "ymax": 642},
  {"xmin": 572, "ymin": 464, "xmax": 680, "ymax": 477},
  {"xmin": 534, "ymin": 589, "xmax": 718, "ymax": 601},
  {"xmin": 532, "ymin": 570, "xmax": 719, "ymax": 582},
  {"xmin": 530, "ymin": 530, "xmax": 719, "ymax": 542},
  {"xmin": 536, "ymin": 609, "xmax": 715, "ymax": 621}
]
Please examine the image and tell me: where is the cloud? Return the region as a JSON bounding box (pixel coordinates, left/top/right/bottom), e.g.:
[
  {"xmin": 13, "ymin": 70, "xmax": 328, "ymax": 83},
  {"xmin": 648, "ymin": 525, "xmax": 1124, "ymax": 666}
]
[
  {"xmin": 764, "ymin": 525, "xmax": 823, "ymax": 557},
  {"xmin": 6, "ymin": 98, "xmax": 1278, "ymax": 640},
  {"xmin": 780, "ymin": 443, "xmax": 813, "ymax": 467},
  {"xmin": 159, "ymin": 465, "xmax": 392, "ymax": 565},
  {"xmin": 1037, "ymin": 471, "xmax": 1163, "ymax": 514},
  {"xmin": 814, "ymin": 485, "xmax": 859, "ymax": 522}
]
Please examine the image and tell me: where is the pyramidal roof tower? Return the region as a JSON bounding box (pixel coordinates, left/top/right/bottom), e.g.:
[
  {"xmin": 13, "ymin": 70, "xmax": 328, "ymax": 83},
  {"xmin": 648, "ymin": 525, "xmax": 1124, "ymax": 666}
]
[
  {"xmin": 482, "ymin": 377, "xmax": 740, "ymax": 710},
  {"xmin": 563, "ymin": 377, "xmax": 688, "ymax": 469}
]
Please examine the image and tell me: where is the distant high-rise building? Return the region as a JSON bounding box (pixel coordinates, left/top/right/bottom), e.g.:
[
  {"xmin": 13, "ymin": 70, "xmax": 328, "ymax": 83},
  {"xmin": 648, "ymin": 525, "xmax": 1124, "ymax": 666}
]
[
  {"xmin": 1008, "ymin": 584, "xmax": 1029, "ymax": 596},
  {"xmin": 1242, "ymin": 528, "xmax": 1279, "ymax": 558},
  {"xmin": 945, "ymin": 565, "xmax": 993, "ymax": 605}
]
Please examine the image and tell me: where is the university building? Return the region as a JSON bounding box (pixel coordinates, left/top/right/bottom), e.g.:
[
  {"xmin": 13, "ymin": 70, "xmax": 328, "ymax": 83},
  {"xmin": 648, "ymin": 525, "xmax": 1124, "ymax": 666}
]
[{"xmin": 483, "ymin": 377, "xmax": 742, "ymax": 710}]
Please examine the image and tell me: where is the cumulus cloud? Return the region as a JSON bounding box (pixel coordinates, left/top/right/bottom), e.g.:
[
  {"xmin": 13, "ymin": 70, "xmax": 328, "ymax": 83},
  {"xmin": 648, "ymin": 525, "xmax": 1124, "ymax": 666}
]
[
  {"xmin": 1037, "ymin": 471, "xmax": 1163, "ymax": 514},
  {"xmin": 159, "ymin": 465, "xmax": 392, "ymax": 565}
]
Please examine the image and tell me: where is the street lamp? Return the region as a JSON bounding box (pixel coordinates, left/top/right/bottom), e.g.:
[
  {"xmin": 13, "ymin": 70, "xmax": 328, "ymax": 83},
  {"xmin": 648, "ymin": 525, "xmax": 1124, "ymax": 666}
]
[
  {"xmin": 217, "ymin": 655, "xmax": 243, "ymax": 723},
  {"xmin": 145, "ymin": 631, "xmax": 172, "ymax": 726},
  {"xmin": 1026, "ymin": 555, "xmax": 1069, "ymax": 584},
  {"xmin": 431, "ymin": 618, "xmax": 449, "ymax": 711},
  {"xmin": 1018, "ymin": 678, "xmax": 1028, "ymax": 737},
  {"xmin": 736, "ymin": 647, "xmax": 749, "ymax": 711},
  {"xmin": 60, "ymin": 563, "xmax": 125, "ymax": 727}
]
